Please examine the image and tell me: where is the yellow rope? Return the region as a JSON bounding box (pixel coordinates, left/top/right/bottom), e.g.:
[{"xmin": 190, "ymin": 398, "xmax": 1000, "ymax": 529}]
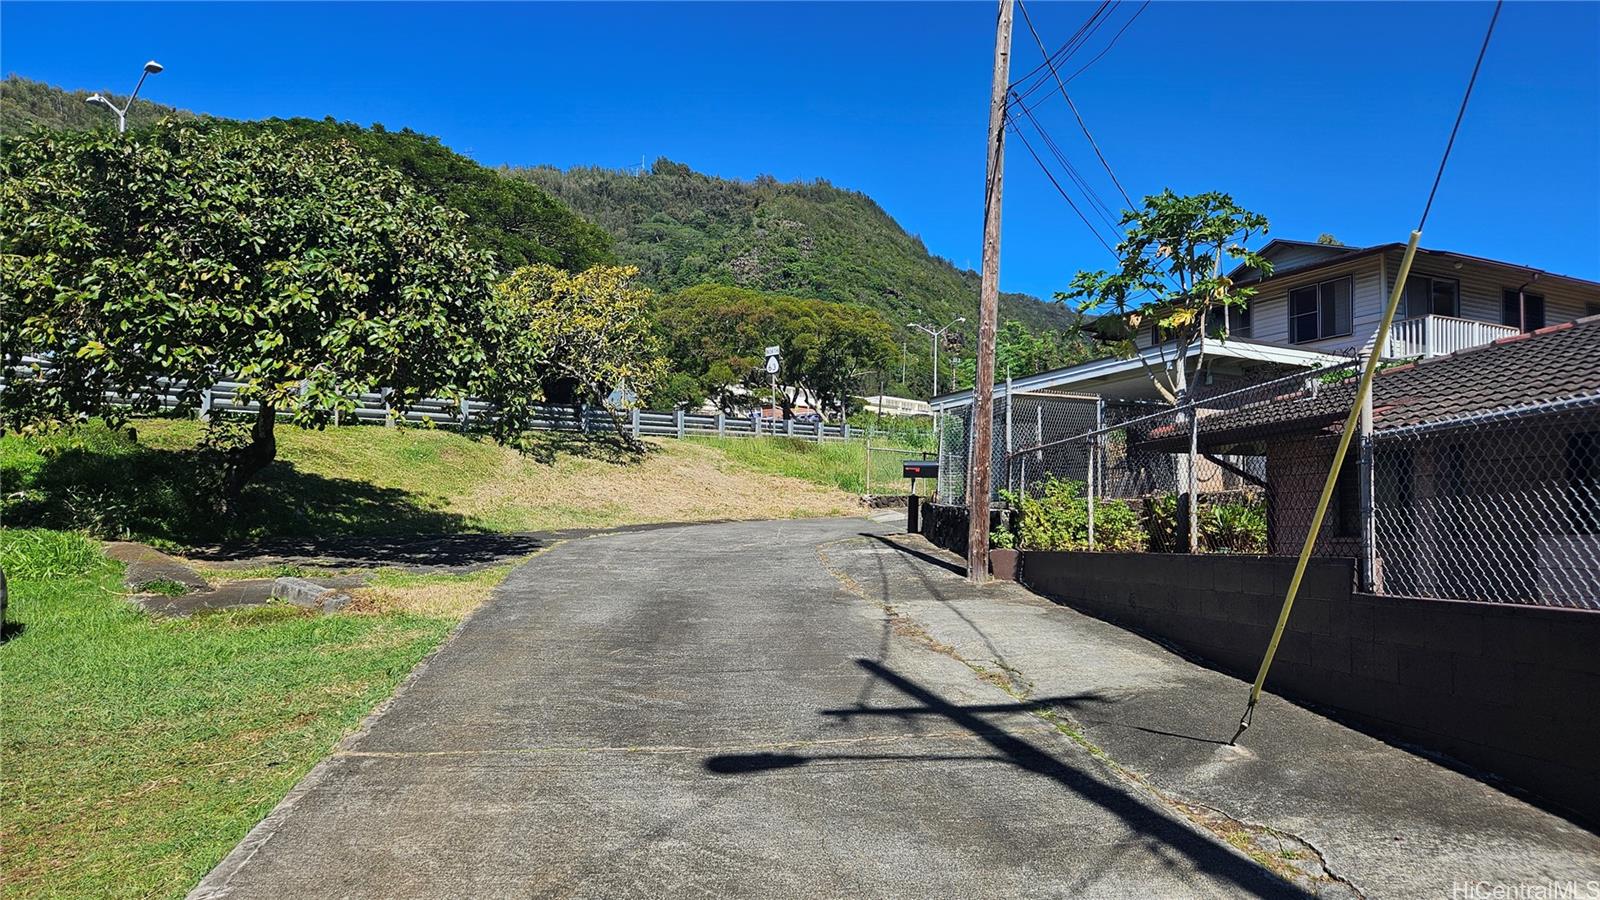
[{"xmin": 1230, "ymin": 230, "xmax": 1421, "ymax": 744}]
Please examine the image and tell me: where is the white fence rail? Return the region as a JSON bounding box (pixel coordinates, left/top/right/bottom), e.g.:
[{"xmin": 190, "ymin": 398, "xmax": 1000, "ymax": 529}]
[
  {"xmin": 0, "ymin": 361, "xmax": 855, "ymax": 442},
  {"xmin": 1384, "ymin": 314, "xmax": 1518, "ymax": 359}
]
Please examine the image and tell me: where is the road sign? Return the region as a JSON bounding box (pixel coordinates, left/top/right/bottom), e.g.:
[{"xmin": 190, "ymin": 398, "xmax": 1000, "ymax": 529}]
[
  {"xmin": 765, "ymin": 356, "xmax": 780, "ymax": 375},
  {"xmin": 765, "ymin": 346, "xmax": 781, "ymax": 359}
]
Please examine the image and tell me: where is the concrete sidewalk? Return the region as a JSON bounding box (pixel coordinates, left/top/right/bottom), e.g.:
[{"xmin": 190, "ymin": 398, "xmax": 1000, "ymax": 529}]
[
  {"xmin": 190, "ymin": 519, "xmax": 1600, "ymax": 898},
  {"xmin": 831, "ymin": 533, "xmax": 1600, "ymax": 896}
]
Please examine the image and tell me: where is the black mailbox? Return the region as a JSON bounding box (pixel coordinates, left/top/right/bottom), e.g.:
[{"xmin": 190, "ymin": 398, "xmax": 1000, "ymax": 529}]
[{"xmin": 902, "ymin": 460, "xmax": 939, "ymax": 479}]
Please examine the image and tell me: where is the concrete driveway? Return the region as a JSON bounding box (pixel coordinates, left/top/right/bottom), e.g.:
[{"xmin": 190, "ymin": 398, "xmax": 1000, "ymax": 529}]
[{"xmin": 191, "ymin": 518, "xmax": 1600, "ymax": 898}]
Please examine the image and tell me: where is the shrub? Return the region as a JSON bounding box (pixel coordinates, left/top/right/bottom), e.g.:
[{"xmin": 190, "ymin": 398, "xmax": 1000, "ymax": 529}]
[
  {"xmin": 1202, "ymin": 498, "xmax": 1268, "ymax": 554},
  {"xmin": 1001, "ymin": 477, "xmax": 1144, "ymax": 552}
]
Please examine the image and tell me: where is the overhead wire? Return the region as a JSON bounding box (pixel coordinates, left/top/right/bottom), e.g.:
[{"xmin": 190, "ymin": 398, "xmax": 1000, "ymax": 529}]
[{"xmin": 1016, "ymin": 0, "xmax": 1136, "ymax": 209}]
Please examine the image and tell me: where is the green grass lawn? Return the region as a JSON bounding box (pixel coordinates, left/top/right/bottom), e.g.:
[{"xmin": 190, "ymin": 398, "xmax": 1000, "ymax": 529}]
[
  {"xmin": 0, "ymin": 419, "xmax": 859, "ymax": 548},
  {"xmin": 0, "ymin": 529, "xmax": 469, "ymax": 899}
]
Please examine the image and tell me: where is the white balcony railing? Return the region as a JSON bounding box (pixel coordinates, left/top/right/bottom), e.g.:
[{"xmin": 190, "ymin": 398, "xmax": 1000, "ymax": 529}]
[{"xmin": 1383, "ymin": 315, "xmax": 1519, "ymax": 359}]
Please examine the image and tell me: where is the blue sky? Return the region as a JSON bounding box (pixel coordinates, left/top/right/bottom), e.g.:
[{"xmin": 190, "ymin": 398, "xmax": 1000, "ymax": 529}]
[{"xmin": 4, "ymin": 1, "xmax": 1597, "ymax": 297}]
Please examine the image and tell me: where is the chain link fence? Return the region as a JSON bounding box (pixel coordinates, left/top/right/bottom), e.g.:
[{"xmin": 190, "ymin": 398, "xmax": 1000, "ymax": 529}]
[
  {"xmin": 1372, "ymin": 393, "xmax": 1600, "ymax": 609},
  {"xmin": 938, "ymin": 358, "xmax": 1599, "ymax": 610}
]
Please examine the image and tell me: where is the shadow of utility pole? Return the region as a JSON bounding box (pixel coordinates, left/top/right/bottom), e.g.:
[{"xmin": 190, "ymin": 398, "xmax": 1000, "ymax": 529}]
[{"xmin": 704, "ymin": 658, "xmax": 1310, "ymax": 899}]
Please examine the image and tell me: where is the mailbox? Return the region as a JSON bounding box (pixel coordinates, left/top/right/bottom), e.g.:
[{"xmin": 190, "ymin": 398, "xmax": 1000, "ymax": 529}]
[{"xmin": 902, "ymin": 460, "xmax": 939, "ymax": 480}]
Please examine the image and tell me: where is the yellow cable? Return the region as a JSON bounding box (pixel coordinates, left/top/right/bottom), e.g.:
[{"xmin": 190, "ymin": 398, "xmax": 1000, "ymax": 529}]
[{"xmin": 1231, "ymin": 229, "xmax": 1422, "ymax": 743}]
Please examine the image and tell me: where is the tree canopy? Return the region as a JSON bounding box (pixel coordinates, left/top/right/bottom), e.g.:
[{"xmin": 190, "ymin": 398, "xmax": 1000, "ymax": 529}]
[
  {"xmin": 477, "ymin": 264, "xmax": 663, "ymax": 440},
  {"xmin": 1062, "ymin": 190, "xmax": 1271, "ymax": 403},
  {"xmin": 1, "ymin": 122, "xmax": 496, "ymax": 500},
  {"xmin": 652, "ymin": 284, "xmax": 896, "ymax": 418},
  {"xmin": 952, "ymin": 320, "xmax": 1100, "ymax": 387}
]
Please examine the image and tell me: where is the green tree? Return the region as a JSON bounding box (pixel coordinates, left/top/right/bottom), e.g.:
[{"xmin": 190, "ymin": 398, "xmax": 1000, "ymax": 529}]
[
  {"xmin": 652, "ymin": 285, "xmax": 895, "ymax": 418},
  {"xmin": 1062, "ymin": 190, "xmax": 1270, "ymax": 403},
  {"xmin": 952, "ymin": 320, "xmax": 1099, "ymax": 387},
  {"xmin": 477, "ymin": 264, "xmax": 664, "ymax": 439},
  {"xmin": 1, "ymin": 122, "xmax": 494, "ymax": 504}
]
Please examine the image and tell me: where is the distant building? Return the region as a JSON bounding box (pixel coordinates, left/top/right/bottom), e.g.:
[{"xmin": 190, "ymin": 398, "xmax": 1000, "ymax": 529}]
[{"xmin": 857, "ymin": 394, "xmax": 932, "ymax": 418}]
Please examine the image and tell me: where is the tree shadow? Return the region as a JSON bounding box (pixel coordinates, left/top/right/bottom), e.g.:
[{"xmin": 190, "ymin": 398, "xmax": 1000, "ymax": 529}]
[
  {"xmin": 509, "ymin": 429, "xmax": 653, "ymax": 466},
  {"xmin": 2, "ymin": 437, "xmax": 480, "ymax": 547},
  {"xmin": 0, "ymin": 622, "xmax": 26, "ymax": 643},
  {"xmin": 704, "ymin": 658, "xmax": 1311, "ymax": 898}
]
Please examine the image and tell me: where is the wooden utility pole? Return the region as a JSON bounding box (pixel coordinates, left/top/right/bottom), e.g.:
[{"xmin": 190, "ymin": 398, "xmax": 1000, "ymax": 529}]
[{"xmin": 967, "ymin": 0, "xmax": 1013, "ymax": 585}]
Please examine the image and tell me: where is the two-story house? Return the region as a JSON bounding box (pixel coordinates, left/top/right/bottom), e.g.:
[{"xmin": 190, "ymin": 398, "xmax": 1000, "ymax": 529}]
[
  {"xmin": 1223, "ymin": 239, "xmax": 1600, "ymax": 358},
  {"xmin": 931, "ymin": 239, "xmax": 1600, "ymax": 411}
]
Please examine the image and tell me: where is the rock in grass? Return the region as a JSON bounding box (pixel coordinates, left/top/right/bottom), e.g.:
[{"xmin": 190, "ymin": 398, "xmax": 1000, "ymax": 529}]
[{"xmin": 271, "ymin": 577, "xmax": 353, "ymax": 614}]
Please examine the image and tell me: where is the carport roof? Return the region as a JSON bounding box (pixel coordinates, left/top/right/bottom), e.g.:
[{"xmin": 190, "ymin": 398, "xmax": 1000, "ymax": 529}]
[{"xmin": 929, "ymin": 337, "xmax": 1343, "ymax": 412}]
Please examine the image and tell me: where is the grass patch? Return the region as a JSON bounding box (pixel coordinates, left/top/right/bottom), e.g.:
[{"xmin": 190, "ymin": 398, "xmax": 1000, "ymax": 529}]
[
  {"xmin": 135, "ymin": 577, "xmax": 190, "ymax": 597},
  {"xmin": 348, "ymin": 562, "xmax": 523, "ymax": 619},
  {"xmin": 1, "ymin": 420, "xmax": 860, "ymax": 547},
  {"xmin": 692, "ymin": 436, "xmax": 931, "ymax": 496},
  {"xmin": 0, "ymin": 527, "xmax": 498, "ymax": 899}
]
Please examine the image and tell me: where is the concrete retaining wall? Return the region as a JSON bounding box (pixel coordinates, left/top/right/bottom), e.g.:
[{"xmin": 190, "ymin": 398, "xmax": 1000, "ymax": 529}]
[{"xmin": 1021, "ymin": 550, "xmax": 1600, "ymax": 824}]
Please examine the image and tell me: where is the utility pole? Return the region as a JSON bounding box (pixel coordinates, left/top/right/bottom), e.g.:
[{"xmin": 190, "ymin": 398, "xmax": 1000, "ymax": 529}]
[{"xmin": 967, "ymin": 0, "xmax": 1012, "ymax": 585}]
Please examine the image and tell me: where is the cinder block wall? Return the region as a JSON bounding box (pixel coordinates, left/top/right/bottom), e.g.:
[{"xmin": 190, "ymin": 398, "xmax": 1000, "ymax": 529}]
[{"xmin": 1021, "ymin": 551, "xmax": 1600, "ymax": 825}]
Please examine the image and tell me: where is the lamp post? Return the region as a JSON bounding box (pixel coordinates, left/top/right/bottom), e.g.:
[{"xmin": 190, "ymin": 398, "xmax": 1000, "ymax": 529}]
[
  {"xmin": 907, "ymin": 316, "xmax": 965, "ymax": 401},
  {"xmin": 85, "ymin": 60, "xmax": 163, "ymax": 133}
]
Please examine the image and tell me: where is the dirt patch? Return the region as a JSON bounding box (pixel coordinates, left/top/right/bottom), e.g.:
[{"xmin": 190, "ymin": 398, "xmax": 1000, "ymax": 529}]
[{"xmin": 463, "ymin": 440, "xmax": 857, "ymax": 531}]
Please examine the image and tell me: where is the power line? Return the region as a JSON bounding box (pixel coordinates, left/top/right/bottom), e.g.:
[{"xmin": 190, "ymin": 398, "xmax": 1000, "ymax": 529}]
[
  {"xmin": 1005, "ymin": 109, "xmax": 1118, "ymax": 258},
  {"xmin": 1015, "ymin": 0, "xmax": 1136, "ymax": 208},
  {"xmin": 1013, "ymin": 98, "xmax": 1122, "ymax": 233},
  {"xmin": 1419, "ymin": 0, "xmax": 1503, "ymax": 231},
  {"xmin": 1007, "ymin": 0, "xmax": 1111, "ymax": 93},
  {"xmin": 1056, "ymin": 1, "xmax": 1150, "ymax": 88}
]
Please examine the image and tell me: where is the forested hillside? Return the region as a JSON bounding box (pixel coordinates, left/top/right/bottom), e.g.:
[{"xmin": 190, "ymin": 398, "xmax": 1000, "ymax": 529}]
[
  {"xmin": 516, "ymin": 159, "xmax": 1073, "ymax": 336},
  {"xmin": 1, "ymin": 74, "xmax": 197, "ymax": 133},
  {"xmin": 1, "ymin": 77, "xmax": 611, "ymax": 273},
  {"xmin": 235, "ymin": 119, "xmax": 613, "ymax": 272}
]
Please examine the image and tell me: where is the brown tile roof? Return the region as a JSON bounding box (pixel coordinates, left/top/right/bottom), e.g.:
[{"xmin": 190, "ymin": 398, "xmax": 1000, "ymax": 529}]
[{"xmin": 1136, "ymin": 314, "xmax": 1600, "ymax": 450}]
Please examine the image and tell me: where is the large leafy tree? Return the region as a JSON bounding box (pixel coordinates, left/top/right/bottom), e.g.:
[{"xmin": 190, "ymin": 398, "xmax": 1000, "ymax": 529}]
[
  {"xmin": 1, "ymin": 122, "xmax": 494, "ymax": 504},
  {"xmin": 952, "ymin": 320, "xmax": 1099, "ymax": 387},
  {"xmin": 476, "ymin": 264, "xmax": 664, "ymax": 440},
  {"xmin": 1062, "ymin": 190, "xmax": 1270, "ymax": 403},
  {"xmin": 652, "ymin": 284, "xmax": 895, "ymax": 418}
]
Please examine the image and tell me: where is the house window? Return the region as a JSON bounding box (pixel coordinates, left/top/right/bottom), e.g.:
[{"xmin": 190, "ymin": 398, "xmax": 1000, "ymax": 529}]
[
  {"xmin": 1211, "ymin": 304, "xmax": 1252, "ymax": 339},
  {"xmin": 1501, "ymin": 290, "xmax": 1546, "ymax": 331},
  {"xmin": 1288, "ymin": 276, "xmax": 1352, "ymax": 343},
  {"xmin": 1587, "ymin": 303, "xmax": 1600, "ymax": 318},
  {"xmin": 1404, "ymin": 275, "xmax": 1460, "ymax": 319}
]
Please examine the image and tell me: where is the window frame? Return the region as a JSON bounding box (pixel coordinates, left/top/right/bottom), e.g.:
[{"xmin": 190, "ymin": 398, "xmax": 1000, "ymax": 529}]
[
  {"xmin": 1403, "ymin": 274, "xmax": 1461, "ymax": 319},
  {"xmin": 1501, "ymin": 289, "xmax": 1546, "ymax": 332},
  {"xmin": 1287, "ymin": 275, "xmax": 1354, "ymax": 344}
]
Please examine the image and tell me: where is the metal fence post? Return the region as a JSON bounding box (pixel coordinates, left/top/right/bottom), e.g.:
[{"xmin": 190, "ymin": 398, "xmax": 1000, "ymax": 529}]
[
  {"xmin": 381, "ymin": 387, "xmax": 395, "ymax": 428},
  {"xmin": 1358, "ymin": 361, "xmax": 1378, "ymax": 592},
  {"xmin": 460, "ymin": 397, "xmax": 470, "ymax": 429},
  {"xmin": 1088, "ymin": 397, "xmax": 1103, "ymax": 550},
  {"xmin": 1003, "ymin": 377, "xmax": 1013, "ymax": 494},
  {"xmin": 1187, "ymin": 397, "xmax": 1199, "ymax": 554},
  {"xmin": 675, "ymin": 409, "xmax": 685, "ymax": 439},
  {"xmin": 716, "ymin": 411, "xmax": 725, "ymax": 437},
  {"xmin": 786, "ymin": 418, "xmax": 794, "ymax": 437},
  {"xmin": 632, "ymin": 407, "xmax": 642, "ymax": 440},
  {"xmin": 199, "ymin": 385, "xmax": 213, "ymax": 424},
  {"xmin": 842, "ymin": 422, "xmax": 850, "ymax": 441}
]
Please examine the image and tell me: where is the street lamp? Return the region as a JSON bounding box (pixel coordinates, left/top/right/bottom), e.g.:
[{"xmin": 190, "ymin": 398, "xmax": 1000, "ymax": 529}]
[
  {"xmin": 85, "ymin": 60, "xmax": 163, "ymax": 134},
  {"xmin": 906, "ymin": 315, "xmax": 965, "ymax": 401}
]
